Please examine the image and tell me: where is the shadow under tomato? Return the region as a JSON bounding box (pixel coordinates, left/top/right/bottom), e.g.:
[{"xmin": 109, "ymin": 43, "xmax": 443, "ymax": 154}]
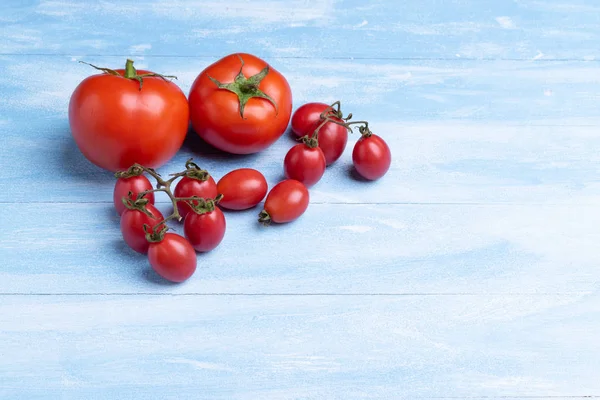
[
  {"xmin": 218, "ymin": 204, "xmax": 263, "ymax": 215},
  {"xmin": 346, "ymin": 164, "xmax": 373, "ymax": 183},
  {"xmin": 59, "ymin": 129, "xmax": 114, "ymax": 184},
  {"xmin": 111, "ymin": 238, "xmax": 144, "ymax": 265},
  {"xmin": 140, "ymin": 267, "xmax": 182, "ymax": 287},
  {"xmin": 181, "ymin": 128, "xmax": 261, "ymax": 164},
  {"xmin": 286, "ymin": 126, "xmax": 301, "ymax": 143}
]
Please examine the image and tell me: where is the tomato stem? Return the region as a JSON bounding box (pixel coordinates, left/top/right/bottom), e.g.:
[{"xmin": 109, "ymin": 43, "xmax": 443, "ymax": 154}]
[
  {"xmin": 187, "ymin": 194, "xmax": 224, "ymax": 215},
  {"xmin": 207, "ymin": 54, "xmax": 278, "ymax": 119},
  {"xmin": 299, "ymin": 134, "xmax": 319, "ymax": 148},
  {"xmin": 144, "ymin": 223, "xmax": 169, "ymax": 243},
  {"xmin": 79, "ymin": 59, "xmax": 177, "ymax": 91},
  {"xmin": 258, "ymin": 210, "xmax": 272, "ymax": 226},
  {"xmin": 121, "ymin": 191, "xmax": 154, "ymax": 217},
  {"xmin": 175, "ymin": 158, "xmax": 211, "ymax": 181}
]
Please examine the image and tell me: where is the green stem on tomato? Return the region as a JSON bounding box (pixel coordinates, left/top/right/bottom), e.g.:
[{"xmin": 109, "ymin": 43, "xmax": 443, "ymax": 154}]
[
  {"xmin": 79, "ymin": 59, "xmax": 177, "ymax": 91},
  {"xmin": 258, "ymin": 210, "xmax": 271, "ymax": 226}
]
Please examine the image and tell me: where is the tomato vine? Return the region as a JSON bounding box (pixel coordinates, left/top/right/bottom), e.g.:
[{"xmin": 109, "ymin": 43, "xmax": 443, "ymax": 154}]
[{"xmin": 115, "ymin": 158, "xmax": 223, "ymax": 242}]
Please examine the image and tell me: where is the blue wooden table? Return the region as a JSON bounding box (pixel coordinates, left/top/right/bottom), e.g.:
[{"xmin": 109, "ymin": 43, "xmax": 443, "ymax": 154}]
[{"xmin": 1, "ymin": 1, "xmax": 599, "ymax": 398}]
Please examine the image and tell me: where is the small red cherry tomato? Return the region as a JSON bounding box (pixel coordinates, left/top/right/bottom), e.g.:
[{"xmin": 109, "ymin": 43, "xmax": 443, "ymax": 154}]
[
  {"xmin": 120, "ymin": 203, "xmax": 164, "ymax": 254},
  {"xmin": 148, "ymin": 233, "xmax": 197, "ymax": 283},
  {"xmin": 184, "ymin": 207, "xmax": 227, "ymax": 252},
  {"xmin": 174, "ymin": 175, "xmax": 218, "ymax": 218},
  {"xmin": 216, "ymin": 168, "xmax": 268, "ymax": 210},
  {"xmin": 352, "ymin": 133, "xmax": 391, "ymax": 180},
  {"xmin": 283, "ymin": 143, "xmax": 326, "ymax": 187},
  {"xmin": 291, "ymin": 102, "xmax": 348, "ymax": 166},
  {"xmin": 113, "ymin": 175, "xmax": 155, "ymax": 216},
  {"xmin": 258, "ymin": 179, "xmax": 309, "ymax": 225}
]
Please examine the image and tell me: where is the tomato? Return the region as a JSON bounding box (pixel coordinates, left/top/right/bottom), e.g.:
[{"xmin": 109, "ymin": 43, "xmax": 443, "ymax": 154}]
[
  {"xmin": 258, "ymin": 179, "xmax": 309, "ymax": 225},
  {"xmin": 184, "ymin": 206, "xmax": 226, "ymax": 252},
  {"xmin": 113, "ymin": 175, "xmax": 154, "ymax": 216},
  {"xmin": 352, "ymin": 133, "xmax": 392, "ymax": 180},
  {"xmin": 216, "ymin": 168, "xmax": 268, "ymax": 210},
  {"xmin": 283, "ymin": 143, "xmax": 326, "ymax": 187},
  {"xmin": 148, "ymin": 233, "xmax": 197, "ymax": 283},
  {"xmin": 174, "ymin": 175, "xmax": 218, "ymax": 219},
  {"xmin": 120, "ymin": 203, "xmax": 164, "ymax": 254},
  {"xmin": 290, "ymin": 102, "xmax": 348, "ymax": 166},
  {"xmin": 188, "ymin": 53, "xmax": 292, "ymax": 154},
  {"xmin": 69, "ymin": 59, "xmax": 189, "ymax": 172}
]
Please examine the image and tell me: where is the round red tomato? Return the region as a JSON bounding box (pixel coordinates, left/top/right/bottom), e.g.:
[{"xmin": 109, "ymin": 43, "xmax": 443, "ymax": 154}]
[
  {"xmin": 69, "ymin": 59, "xmax": 189, "ymax": 172},
  {"xmin": 120, "ymin": 203, "xmax": 164, "ymax": 254},
  {"xmin": 283, "ymin": 143, "xmax": 326, "ymax": 187},
  {"xmin": 184, "ymin": 207, "xmax": 226, "ymax": 252},
  {"xmin": 258, "ymin": 179, "xmax": 309, "ymax": 225},
  {"xmin": 148, "ymin": 233, "xmax": 197, "ymax": 283},
  {"xmin": 352, "ymin": 133, "xmax": 392, "ymax": 180},
  {"xmin": 188, "ymin": 53, "xmax": 292, "ymax": 154},
  {"xmin": 216, "ymin": 168, "xmax": 268, "ymax": 210},
  {"xmin": 174, "ymin": 175, "xmax": 218, "ymax": 219},
  {"xmin": 291, "ymin": 102, "xmax": 348, "ymax": 166},
  {"xmin": 113, "ymin": 175, "xmax": 155, "ymax": 216}
]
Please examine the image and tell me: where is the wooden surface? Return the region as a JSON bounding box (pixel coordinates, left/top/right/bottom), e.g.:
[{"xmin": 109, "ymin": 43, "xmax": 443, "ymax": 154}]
[{"xmin": 1, "ymin": 1, "xmax": 599, "ymax": 398}]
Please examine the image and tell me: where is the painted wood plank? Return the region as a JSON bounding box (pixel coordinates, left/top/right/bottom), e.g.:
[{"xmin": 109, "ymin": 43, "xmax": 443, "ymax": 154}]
[
  {"xmin": 4, "ymin": 56, "xmax": 600, "ymax": 123},
  {"xmin": 1, "ymin": 203, "xmax": 597, "ymax": 294},
  {"xmin": 2, "ymin": 56, "xmax": 600, "ymax": 204},
  {"xmin": 2, "ymin": 0, "xmax": 600, "ymax": 60},
  {"xmin": 1, "ymin": 294, "xmax": 598, "ymax": 399}
]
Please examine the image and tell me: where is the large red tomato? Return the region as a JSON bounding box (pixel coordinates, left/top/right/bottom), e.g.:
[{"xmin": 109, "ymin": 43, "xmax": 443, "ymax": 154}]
[
  {"xmin": 188, "ymin": 53, "xmax": 292, "ymax": 154},
  {"xmin": 69, "ymin": 59, "xmax": 189, "ymax": 172}
]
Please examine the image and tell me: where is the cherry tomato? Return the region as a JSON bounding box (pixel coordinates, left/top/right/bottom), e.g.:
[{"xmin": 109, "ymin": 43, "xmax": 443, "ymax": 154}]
[
  {"xmin": 216, "ymin": 168, "xmax": 268, "ymax": 210},
  {"xmin": 352, "ymin": 133, "xmax": 392, "ymax": 180},
  {"xmin": 113, "ymin": 175, "xmax": 154, "ymax": 216},
  {"xmin": 174, "ymin": 175, "xmax": 218, "ymax": 219},
  {"xmin": 120, "ymin": 203, "xmax": 164, "ymax": 254},
  {"xmin": 258, "ymin": 179, "xmax": 309, "ymax": 225},
  {"xmin": 69, "ymin": 59, "xmax": 189, "ymax": 172},
  {"xmin": 188, "ymin": 53, "xmax": 292, "ymax": 154},
  {"xmin": 283, "ymin": 143, "xmax": 326, "ymax": 187},
  {"xmin": 184, "ymin": 207, "xmax": 226, "ymax": 252},
  {"xmin": 148, "ymin": 233, "xmax": 197, "ymax": 283},
  {"xmin": 291, "ymin": 102, "xmax": 348, "ymax": 166}
]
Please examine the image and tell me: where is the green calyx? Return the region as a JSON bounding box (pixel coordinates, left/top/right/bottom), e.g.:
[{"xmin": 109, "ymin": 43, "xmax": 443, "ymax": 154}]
[
  {"xmin": 187, "ymin": 194, "xmax": 224, "ymax": 215},
  {"xmin": 115, "ymin": 164, "xmax": 145, "ymax": 179},
  {"xmin": 79, "ymin": 59, "xmax": 177, "ymax": 91},
  {"xmin": 358, "ymin": 124, "xmax": 373, "ymax": 138},
  {"xmin": 144, "ymin": 222, "xmax": 169, "ymax": 243},
  {"xmin": 122, "ymin": 192, "xmax": 154, "ymax": 217},
  {"xmin": 258, "ymin": 210, "xmax": 272, "ymax": 226},
  {"xmin": 183, "ymin": 158, "xmax": 211, "ymax": 182},
  {"xmin": 300, "ymin": 134, "xmax": 319, "ymax": 148},
  {"xmin": 208, "ymin": 55, "xmax": 278, "ymax": 119}
]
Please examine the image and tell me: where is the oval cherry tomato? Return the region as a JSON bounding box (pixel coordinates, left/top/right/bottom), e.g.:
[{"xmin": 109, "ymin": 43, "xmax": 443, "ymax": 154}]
[
  {"xmin": 113, "ymin": 175, "xmax": 154, "ymax": 216},
  {"xmin": 291, "ymin": 102, "xmax": 348, "ymax": 166},
  {"xmin": 352, "ymin": 133, "xmax": 392, "ymax": 180},
  {"xmin": 184, "ymin": 207, "xmax": 226, "ymax": 252},
  {"xmin": 69, "ymin": 59, "xmax": 189, "ymax": 172},
  {"xmin": 120, "ymin": 203, "xmax": 164, "ymax": 254},
  {"xmin": 174, "ymin": 175, "xmax": 218, "ymax": 219},
  {"xmin": 188, "ymin": 53, "xmax": 292, "ymax": 154},
  {"xmin": 216, "ymin": 168, "xmax": 268, "ymax": 210},
  {"xmin": 148, "ymin": 233, "xmax": 197, "ymax": 283},
  {"xmin": 283, "ymin": 143, "xmax": 326, "ymax": 187},
  {"xmin": 258, "ymin": 179, "xmax": 309, "ymax": 225}
]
